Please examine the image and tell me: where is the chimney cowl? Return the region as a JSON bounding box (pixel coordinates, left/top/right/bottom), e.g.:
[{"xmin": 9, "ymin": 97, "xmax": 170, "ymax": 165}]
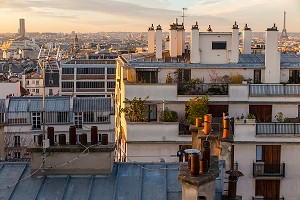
[
  {"xmin": 266, "ymin": 23, "xmax": 278, "ymax": 31},
  {"xmin": 232, "ymin": 21, "xmax": 239, "ymax": 29},
  {"xmin": 207, "ymin": 25, "xmax": 212, "ymax": 32},
  {"xmin": 243, "ymin": 23, "xmax": 251, "ymax": 31},
  {"xmin": 148, "ymin": 24, "xmax": 155, "ymax": 31},
  {"xmin": 156, "ymin": 24, "xmax": 162, "ymax": 30},
  {"xmin": 192, "ymin": 22, "xmax": 199, "ymax": 30}
]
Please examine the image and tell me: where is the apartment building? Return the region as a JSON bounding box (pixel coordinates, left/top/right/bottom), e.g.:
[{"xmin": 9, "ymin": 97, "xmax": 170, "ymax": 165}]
[
  {"xmin": 115, "ymin": 20, "xmax": 300, "ymax": 198},
  {"xmin": 0, "ymin": 96, "xmax": 114, "ymax": 161},
  {"xmin": 60, "ymin": 59, "xmax": 116, "ymax": 97}
]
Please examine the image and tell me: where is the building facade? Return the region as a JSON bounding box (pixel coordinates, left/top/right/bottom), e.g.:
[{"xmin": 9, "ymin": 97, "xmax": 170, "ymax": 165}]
[
  {"xmin": 115, "ymin": 20, "xmax": 300, "ymax": 198},
  {"xmin": 60, "ymin": 59, "xmax": 116, "ymax": 97}
]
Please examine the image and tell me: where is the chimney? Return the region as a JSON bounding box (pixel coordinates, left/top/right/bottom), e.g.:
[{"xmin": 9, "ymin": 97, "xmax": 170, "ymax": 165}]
[
  {"xmin": 230, "ymin": 21, "xmax": 239, "ymax": 63},
  {"xmin": 191, "ymin": 22, "xmax": 200, "ymax": 63},
  {"xmin": 265, "ymin": 23, "xmax": 280, "ymax": 83},
  {"xmin": 169, "ymin": 22, "xmax": 178, "ymax": 58},
  {"xmin": 203, "ymin": 114, "xmax": 212, "ymax": 135},
  {"xmin": 155, "ymin": 25, "xmax": 163, "ymax": 59},
  {"xmin": 222, "ymin": 113, "xmax": 230, "ymax": 139},
  {"xmin": 148, "ymin": 24, "xmax": 155, "ymax": 53},
  {"xmin": 164, "ymin": 36, "xmax": 170, "ymax": 51},
  {"xmin": 177, "ymin": 25, "xmax": 183, "ymax": 56},
  {"xmin": 242, "ymin": 23, "xmax": 252, "ymax": 54}
]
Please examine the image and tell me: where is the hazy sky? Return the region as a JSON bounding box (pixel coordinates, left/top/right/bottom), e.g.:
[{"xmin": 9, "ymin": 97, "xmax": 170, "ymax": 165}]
[{"xmin": 0, "ymin": 0, "xmax": 299, "ymax": 33}]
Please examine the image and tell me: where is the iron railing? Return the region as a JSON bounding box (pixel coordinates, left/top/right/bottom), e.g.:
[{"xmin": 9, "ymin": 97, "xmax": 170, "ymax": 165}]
[
  {"xmin": 253, "ymin": 162, "xmax": 285, "ymax": 177},
  {"xmin": 252, "ymin": 197, "xmax": 284, "ymax": 200},
  {"xmin": 177, "ymin": 83, "xmax": 228, "ymax": 95},
  {"xmin": 256, "ymin": 123, "xmax": 300, "ymax": 135},
  {"xmin": 250, "ymin": 84, "xmax": 300, "ymax": 96}
]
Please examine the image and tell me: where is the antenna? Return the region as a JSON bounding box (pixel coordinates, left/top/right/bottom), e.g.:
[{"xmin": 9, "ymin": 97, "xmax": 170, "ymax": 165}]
[{"xmin": 181, "ymin": 8, "xmax": 187, "ymax": 27}]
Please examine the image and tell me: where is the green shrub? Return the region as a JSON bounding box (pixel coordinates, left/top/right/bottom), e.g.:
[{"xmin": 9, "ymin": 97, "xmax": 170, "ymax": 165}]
[
  {"xmin": 160, "ymin": 108, "xmax": 178, "ymax": 122},
  {"xmin": 186, "ymin": 96, "xmax": 209, "ymax": 125}
]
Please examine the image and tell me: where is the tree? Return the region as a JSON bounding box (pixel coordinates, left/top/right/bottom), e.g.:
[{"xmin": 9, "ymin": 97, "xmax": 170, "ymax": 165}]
[
  {"xmin": 120, "ymin": 96, "xmax": 149, "ymax": 122},
  {"xmin": 186, "ymin": 96, "xmax": 209, "ymax": 125}
]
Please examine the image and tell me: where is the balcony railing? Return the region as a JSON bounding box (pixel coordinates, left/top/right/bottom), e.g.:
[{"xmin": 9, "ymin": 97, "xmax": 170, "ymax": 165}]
[
  {"xmin": 177, "ymin": 83, "xmax": 228, "ymax": 95},
  {"xmin": 252, "ymin": 197, "xmax": 284, "ymax": 200},
  {"xmin": 256, "ymin": 123, "xmax": 300, "ymax": 135},
  {"xmin": 253, "ymin": 162, "xmax": 285, "ymax": 177},
  {"xmin": 250, "ymin": 84, "xmax": 300, "ymax": 96}
]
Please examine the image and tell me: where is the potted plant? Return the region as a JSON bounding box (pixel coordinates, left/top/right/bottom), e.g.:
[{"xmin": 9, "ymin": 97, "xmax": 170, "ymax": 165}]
[
  {"xmin": 120, "ymin": 96, "xmax": 149, "ymax": 122},
  {"xmin": 246, "ymin": 113, "xmax": 256, "ymax": 123},
  {"xmin": 160, "ymin": 108, "xmax": 178, "ymax": 122}
]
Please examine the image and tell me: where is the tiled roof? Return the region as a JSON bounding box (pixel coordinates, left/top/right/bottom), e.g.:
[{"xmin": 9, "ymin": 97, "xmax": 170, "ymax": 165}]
[{"xmin": 0, "ymin": 162, "xmax": 181, "ymax": 200}]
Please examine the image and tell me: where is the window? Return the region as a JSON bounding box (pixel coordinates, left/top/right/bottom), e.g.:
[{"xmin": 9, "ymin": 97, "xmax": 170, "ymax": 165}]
[
  {"xmin": 62, "ymin": 68, "xmax": 74, "ymax": 74},
  {"xmin": 33, "ymin": 135, "xmax": 39, "ymax": 143},
  {"xmin": 75, "ymin": 112, "xmax": 83, "ymax": 128},
  {"xmin": 49, "ymin": 89, "xmax": 53, "ymax": 95},
  {"xmin": 76, "ymin": 82, "xmax": 104, "ymax": 89},
  {"xmin": 62, "ymin": 82, "xmax": 74, "ymax": 88},
  {"xmin": 14, "ymin": 152, "xmax": 21, "ymax": 159},
  {"xmin": 84, "ymin": 112, "xmax": 94, "ymax": 122},
  {"xmin": 32, "ymin": 112, "xmax": 42, "ymax": 129},
  {"xmin": 136, "ymin": 69, "xmax": 158, "ymax": 83},
  {"xmin": 32, "ymin": 80, "xmax": 35, "ymax": 84},
  {"xmin": 36, "ymin": 89, "xmax": 39, "ymax": 94},
  {"xmin": 107, "ymin": 68, "xmax": 116, "ymax": 74},
  {"xmin": 107, "ymin": 81, "xmax": 115, "ymax": 88},
  {"xmin": 14, "ymin": 136, "xmax": 21, "ymax": 147},
  {"xmin": 148, "ymin": 105, "xmax": 157, "ymax": 121},
  {"xmin": 212, "ymin": 41, "xmax": 227, "ymax": 50},
  {"xmin": 45, "ymin": 112, "xmax": 70, "ymax": 124},
  {"xmin": 26, "ymin": 81, "xmax": 29, "ymax": 85},
  {"xmin": 32, "ymin": 89, "xmax": 35, "ymax": 92},
  {"xmin": 77, "ymin": 68, "xmax": 105, "ymax": 74},
  {"xmin": 98, "ymin": 134, "xmax": 102, "ymax": 143},
  {"xmin": 254, "ymin": 70, "xmax": 261, "ymax": 84},
  {"xmin": 256, "ymin": 145, "xmax": 263, "ymax": 161},
  {"xmin": 36, "ymin": 80, "xmax": 39, "ymax": 85}
]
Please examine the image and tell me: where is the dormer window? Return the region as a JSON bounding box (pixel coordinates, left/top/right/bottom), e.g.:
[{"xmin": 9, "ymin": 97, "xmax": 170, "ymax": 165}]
[{"xmin": 212, "ymin": 41, "xmax": 227, "ymax": 50}]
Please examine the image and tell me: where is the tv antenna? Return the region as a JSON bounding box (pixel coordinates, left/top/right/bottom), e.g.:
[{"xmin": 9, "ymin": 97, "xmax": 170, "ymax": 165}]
[{"xmin": 181, "ymin": 8, "xmax": 187, "ymax": 27}]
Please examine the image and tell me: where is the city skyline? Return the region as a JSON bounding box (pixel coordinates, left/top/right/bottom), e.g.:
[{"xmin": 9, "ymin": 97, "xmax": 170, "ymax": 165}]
[{"xmin": 0, "ymin": 0, "xmax": 299, "ymax": 33}]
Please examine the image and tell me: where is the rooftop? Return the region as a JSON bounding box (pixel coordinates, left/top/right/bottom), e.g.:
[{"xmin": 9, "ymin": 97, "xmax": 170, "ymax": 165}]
[
  {"xmin": 0, "ymin": 162, "xmax": 181, "ymax": 200},
  {"xmin": 121, "ymin": 53, "xmax": 300, "ymax": 68}
]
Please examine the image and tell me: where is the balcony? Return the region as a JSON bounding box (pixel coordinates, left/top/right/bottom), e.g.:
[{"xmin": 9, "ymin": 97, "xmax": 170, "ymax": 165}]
[
  {"xmin": 256, "ymin": 123, "xmax": 300, "ymax": 135},
  {"xmin": 252, "ymin": 197, "xmax": 284, "ymax": 200},
  {"xmin": 253, "ymin": 162, "xmax": 285, "ymax": 177},
  {"xmin": 249, "ymin": 84, "xmax": 300, "ymax": 96},
  {"xmin": 177, "ymin": 83, "xmax": 228, "ymax": 95}
]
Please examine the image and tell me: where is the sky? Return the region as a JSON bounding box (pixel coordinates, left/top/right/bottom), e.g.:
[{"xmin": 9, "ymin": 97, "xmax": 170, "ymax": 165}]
[{"xmin": 0, "ymin": 0, "xmax": 299, "ymax": 33}]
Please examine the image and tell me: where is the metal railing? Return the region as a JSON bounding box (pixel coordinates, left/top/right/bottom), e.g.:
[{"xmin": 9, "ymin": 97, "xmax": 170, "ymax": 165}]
[
  {"xmin": 253, "ymin": 162, "xmax": 285, "ymax": 177},
  {"xmin": 177, "ymin": 83, "xmax": 228, "ymax": 95},
  {"xmin": 256, "ymin": 123, "xmax": 300, "ymax": 135},
  {"xmin": 252, "ymin": 197, "xmax": 284, "ymax": 200},
  {"xmin": 250, "ymin": 84, "xmax": 300, "ymax": 96}
]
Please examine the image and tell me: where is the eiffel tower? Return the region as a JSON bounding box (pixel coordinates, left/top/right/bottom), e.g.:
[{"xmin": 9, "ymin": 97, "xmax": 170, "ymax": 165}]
[{"xmin": 281, "ymin": 11, "xmax": 288, "ymax": 39}]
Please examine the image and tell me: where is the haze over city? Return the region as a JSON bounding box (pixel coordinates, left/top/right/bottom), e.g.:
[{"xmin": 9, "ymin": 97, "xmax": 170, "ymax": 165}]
[{"xmin": 0, "ymin": 0, "xmax": 299, "ymax": 33}]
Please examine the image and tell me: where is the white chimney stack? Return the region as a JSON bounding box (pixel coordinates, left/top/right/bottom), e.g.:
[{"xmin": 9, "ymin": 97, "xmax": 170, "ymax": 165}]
[
  {"xmin": 182, "ymin": 27, "xmax": 185, "ymax": 54},
  {"xmin": 191, "ymin": 22, "xmax": 200, "ymax": 63},
  {"xmin": 155, "ymin": 25, "xmax": 162, "ymax": 59},
  {"xmin": 242, "ymin": 24, "xmax": 252, "ymax": 54},
  {"xmin": 230, "ymin": 21, "xmax": 239, "ymax": 63},
  {"xmin": 169, "ymin": 21, "xmax": 178, "ymax": 58},
  {"xmin": 177, "ymin": 27, "xmax": 183, "ymax": 56},
  {"xmin": 265, "ymin": 23, "xmax": 280, "ymax": 83},
  {"xmin": 148, "ymin": 24, "xmax": 155, "ymax": 53},
  {"xmin": 164, "ymin": 36, "xmax": 170, "ymax": 51}
]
